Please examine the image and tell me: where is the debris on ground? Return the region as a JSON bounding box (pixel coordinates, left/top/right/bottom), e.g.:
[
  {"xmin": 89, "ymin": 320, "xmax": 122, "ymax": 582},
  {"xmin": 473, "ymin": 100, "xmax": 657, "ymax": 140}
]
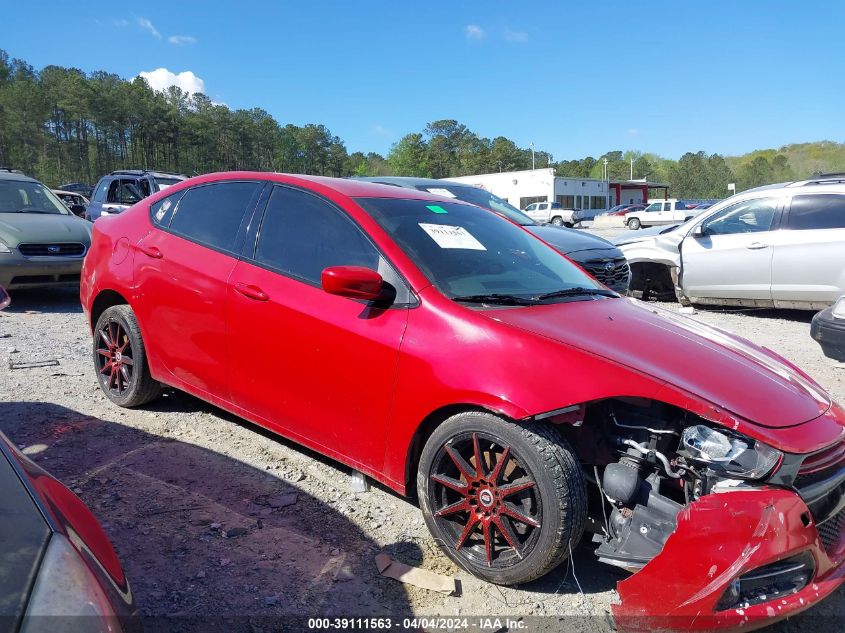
[
  {"xmin": 375, "ymin": 553, "xmax": 457, "ymax": 596},
  {"xmin": 9, "ymin": 358, "xmax": 60, "ymax": 369}
]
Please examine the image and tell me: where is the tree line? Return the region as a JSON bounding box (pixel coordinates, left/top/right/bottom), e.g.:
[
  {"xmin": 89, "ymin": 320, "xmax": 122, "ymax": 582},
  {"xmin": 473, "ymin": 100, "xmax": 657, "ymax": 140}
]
[{"xmin": 1, "ymin": 50, "xmax": 842, "ymax": 198}]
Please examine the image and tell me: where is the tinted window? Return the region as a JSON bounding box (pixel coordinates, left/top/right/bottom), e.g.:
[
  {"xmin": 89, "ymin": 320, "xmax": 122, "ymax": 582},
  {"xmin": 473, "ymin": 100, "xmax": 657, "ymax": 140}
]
[
  {"xmin": 702, "ymin": 198, "xmax": 778, "ymax": 235},
  {"xmin": 255, "ymin": 186, "xmax": 379, "ymax": 284},
  {"xmin": 150, "ymin": 190, "xmax": 186, "ymax": 227},
  {"xmin": 787, "ymin": 195, "xmax": 845, "ymax": 230},
  {"xmin": 169, "ymin": 182, "xmax": 260, "ymax": 252}
]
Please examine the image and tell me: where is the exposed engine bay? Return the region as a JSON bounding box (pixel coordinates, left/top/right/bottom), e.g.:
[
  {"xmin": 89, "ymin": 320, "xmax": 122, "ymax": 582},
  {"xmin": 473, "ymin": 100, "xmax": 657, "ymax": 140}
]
[{"xmin": 556, "ymin": 398, "xmax": 784, "ymax": 573}]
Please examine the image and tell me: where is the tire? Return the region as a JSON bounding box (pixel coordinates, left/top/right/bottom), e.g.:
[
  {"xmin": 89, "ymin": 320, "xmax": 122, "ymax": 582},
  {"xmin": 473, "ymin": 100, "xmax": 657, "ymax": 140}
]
[
  {"xmin": 417, "ymin": 411, "xmax": 587, "ymax": 585},
  {"xmin": 550, "ymin": 216, "xmax": 564, "ymax": 226},
  {"xmin": 627, "ymin": 217, "xmax": 641, "ymax": 230},
  {"xmin": 563, "ymin": 222, "xmax": 575, "ymax": 228},
  {"xmin": 93, "ymin": 305, "xmax": 162, "ymax": 408}
]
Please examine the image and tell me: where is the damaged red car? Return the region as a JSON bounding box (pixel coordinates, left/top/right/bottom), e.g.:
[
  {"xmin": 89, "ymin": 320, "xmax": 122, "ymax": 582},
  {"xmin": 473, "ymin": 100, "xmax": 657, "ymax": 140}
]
[{"xmin": 81, "ymin": 173, "xmax": 845, "ymax": 630}]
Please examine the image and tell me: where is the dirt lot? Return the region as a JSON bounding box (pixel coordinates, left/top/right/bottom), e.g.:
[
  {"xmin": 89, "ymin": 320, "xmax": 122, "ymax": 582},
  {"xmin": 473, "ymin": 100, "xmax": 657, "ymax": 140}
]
[{"xmin": 1, "ymin": 271, "xmax": 844, "ymax": 631}]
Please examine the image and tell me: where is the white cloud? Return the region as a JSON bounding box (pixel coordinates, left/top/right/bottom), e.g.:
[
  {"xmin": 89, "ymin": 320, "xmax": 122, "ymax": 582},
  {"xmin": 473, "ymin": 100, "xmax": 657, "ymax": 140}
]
[
  {"xmin": 138, "ymin": 68, "xmax": 206, "ymax": 95},
  {"xmin": 113, "ymin": 18, "xmax": 129, "ymax": 27},
  {"xmin": 628, "ymin": 128, "xmax": 640, "ymax": 137},
  {"xmin": 371, "ymin": 124, "xmax": 390, "ymax": 137},
  {"xmin": 168, "ymin": 35, "xmax": 198, "ymax": 46},
  {"xmin": 504, "ymin": 29, "xmax": 529, "ymax": 43},
  {"xmin": 465, "ymin": 24, "xmax": 485, "ymax": 40},
  {"xmin": 137, "ymin": 17, "xmax": 161, "ymax": 39}
]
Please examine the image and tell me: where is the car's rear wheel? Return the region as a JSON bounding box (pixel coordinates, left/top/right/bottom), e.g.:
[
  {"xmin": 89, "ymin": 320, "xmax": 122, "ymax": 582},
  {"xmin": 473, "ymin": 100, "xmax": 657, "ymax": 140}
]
[
  {"xmin": 627, "ymin": 217, "xmax": 641, "ymax": 230},
  {"xmin": 94, "ymin": 305, "xmax": 161, "ymax": 408},
  {"xmin": 550, "ymin": 216, "xmax": 564, "ymax": 226},
  {"xmin": 418, "ymin": 412, "xmax": 587, "ymax": 585}
]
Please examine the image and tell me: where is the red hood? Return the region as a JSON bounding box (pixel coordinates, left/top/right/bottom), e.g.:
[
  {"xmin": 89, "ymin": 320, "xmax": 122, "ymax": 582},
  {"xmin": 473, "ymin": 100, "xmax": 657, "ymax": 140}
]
[{"xmin": 488, "ymin": 297, "xmax": 831, "ymax": 428}]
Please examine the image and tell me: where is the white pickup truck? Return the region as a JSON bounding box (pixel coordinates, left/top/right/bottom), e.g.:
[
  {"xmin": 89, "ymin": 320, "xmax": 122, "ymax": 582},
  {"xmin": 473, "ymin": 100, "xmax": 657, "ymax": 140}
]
[
  {"xmin": 522, "ymin": 202, "xmax": 582, "ymax": 227},
  {"xmin": 624, "ymin": 199, "xmax": 695, "ymax": 230}
]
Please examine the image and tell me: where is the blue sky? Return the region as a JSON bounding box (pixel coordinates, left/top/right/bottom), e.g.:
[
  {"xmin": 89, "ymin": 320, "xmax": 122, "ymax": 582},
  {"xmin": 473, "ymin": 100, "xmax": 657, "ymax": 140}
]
[{"xmin": 4, "ymin": 1, "xmax": 844, "ymax": 160}]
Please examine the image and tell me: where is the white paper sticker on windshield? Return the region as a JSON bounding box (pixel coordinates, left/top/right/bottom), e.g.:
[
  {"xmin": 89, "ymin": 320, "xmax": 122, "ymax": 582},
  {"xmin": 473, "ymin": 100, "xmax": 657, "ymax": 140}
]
[
  {"xmin": 419, "ymin": 223, "xmax": 486, "ymax": 250},
  {"xmin": 425, "ymin": 187, "xmax": 457, "ymax": 198}
]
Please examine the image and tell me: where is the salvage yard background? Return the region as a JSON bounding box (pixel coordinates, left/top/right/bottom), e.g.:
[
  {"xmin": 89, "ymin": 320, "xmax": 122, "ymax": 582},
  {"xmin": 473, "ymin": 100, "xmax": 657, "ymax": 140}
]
[{"xmin": 1, "ymin": 235, "xmax": 843, "ymax": 631}]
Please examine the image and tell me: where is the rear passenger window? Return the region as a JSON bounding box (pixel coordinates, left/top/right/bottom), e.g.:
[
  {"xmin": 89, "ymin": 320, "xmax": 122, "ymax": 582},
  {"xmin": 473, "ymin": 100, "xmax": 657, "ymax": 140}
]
[
  {"xmin": 169, "ymin": 182, "xmax": 261, "ymax": 253},
  {"xmin": 787, "ymin": 195, "xmax": 845, "ymax": 230},
  {"xmin": 149, "ymin": 190, "xmax": 185, "ymax": 227},
  {"xmin": 255, "ymin": 186, "xmax": 379, "ymax": 284}
]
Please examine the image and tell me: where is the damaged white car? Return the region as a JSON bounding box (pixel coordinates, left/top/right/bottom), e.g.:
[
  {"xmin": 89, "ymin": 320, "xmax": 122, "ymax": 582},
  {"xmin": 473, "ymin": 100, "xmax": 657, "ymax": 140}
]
[{"xmin": 614, "ymin": 177, "xmax": 845, "ymax": 309}]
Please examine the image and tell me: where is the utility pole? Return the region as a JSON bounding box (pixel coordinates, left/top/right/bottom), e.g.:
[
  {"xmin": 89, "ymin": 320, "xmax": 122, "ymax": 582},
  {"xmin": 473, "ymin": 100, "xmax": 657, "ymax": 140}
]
[
  {"xmin": 530, "ymin": 142, "xmax": 535, "ymax": 170},
  {"xmin": 630, "ymin": 157, "xmax": 634, "ymax": 180}
]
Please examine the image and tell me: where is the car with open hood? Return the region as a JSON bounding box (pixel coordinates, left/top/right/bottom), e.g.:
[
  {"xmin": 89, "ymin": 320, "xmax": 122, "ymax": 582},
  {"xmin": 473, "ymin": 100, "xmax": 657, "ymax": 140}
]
[
  {"xmin": 0, "ymin": 169, "xmax": 92, "ymax": 290},
  {"xmin": 354, "ymin": 176, "xmax": 629, "ymax": 293},
  {"xmin": 0, "ymin": 287, "xmax": 139, "ymax": 633},
  {"xmin": 81, "ymin": 172, "xmax": 845, "ymax": 631}
]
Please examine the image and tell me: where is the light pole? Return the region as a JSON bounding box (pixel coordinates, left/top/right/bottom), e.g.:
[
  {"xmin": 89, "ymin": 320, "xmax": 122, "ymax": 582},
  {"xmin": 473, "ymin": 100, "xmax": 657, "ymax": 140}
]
[
  {"xmin": 603, "ymin": 158, "xmax": 609, "ymax": 212},
  {"xmin": 530, "ymin": 142, "xmax": 535, "ymax": 170}
]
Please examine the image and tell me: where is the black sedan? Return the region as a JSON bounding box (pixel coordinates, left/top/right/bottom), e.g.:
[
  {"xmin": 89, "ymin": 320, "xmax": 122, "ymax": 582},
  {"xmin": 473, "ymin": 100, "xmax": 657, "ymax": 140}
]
[{"xmin": 353, "ymin": 177, "xmax": 630, "ymax": 293}]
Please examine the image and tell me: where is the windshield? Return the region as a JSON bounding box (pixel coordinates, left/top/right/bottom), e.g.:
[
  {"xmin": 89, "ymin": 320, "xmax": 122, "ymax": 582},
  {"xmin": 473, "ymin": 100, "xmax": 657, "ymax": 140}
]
[
  {"xmin": 356, "ymin": 197, "xmax": 611, "ymax": 303},
  {"xmin": 154, "ymin": 177, "xmax": 182, "ymax": 191},
  {"xmin": 0, "ymin": 180, "xmax": 70, "ymax": 215},
  {"xmin": 415, "ymin": 184, "xmax": 535, "ymax": 226}
]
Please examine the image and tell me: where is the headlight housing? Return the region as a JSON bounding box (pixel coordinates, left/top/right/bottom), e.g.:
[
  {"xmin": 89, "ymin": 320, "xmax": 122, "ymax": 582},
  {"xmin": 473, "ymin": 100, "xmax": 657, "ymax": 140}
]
[
  {"xmin": 832, "ymin": 296, "xmax": 845, "ymax": 320},
  {"xmin": 680, "ymin": 424, "xmax": 782, "ymax": 480}
]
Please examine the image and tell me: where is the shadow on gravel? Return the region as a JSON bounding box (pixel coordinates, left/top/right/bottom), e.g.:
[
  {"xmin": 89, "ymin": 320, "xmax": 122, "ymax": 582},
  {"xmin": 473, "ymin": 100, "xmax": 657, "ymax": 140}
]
[
  {"xmin": 690, "ymin": 305, "xmax": 815, "ymax": 324},
  {"xmin": 5, "ymin": 287, "xmax": 82, "ymax": 314},
  {"xmin": 0, "ymin": 401, "xmax": 413, "ymax": 632}
]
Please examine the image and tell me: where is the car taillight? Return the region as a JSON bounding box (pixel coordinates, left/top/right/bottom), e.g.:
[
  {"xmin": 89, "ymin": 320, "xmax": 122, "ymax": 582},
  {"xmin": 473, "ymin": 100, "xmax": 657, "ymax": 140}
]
[{"xmin": 20, "ymin": 534, "xmax": 123, "ymax": 633}]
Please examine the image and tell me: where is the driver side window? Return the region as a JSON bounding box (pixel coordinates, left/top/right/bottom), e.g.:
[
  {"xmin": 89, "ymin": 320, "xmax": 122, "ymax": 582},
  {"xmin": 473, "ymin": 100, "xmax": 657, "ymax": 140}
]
[{"xmin": 702, "ymin": 198, "xmax": 779, "ymax": 236}]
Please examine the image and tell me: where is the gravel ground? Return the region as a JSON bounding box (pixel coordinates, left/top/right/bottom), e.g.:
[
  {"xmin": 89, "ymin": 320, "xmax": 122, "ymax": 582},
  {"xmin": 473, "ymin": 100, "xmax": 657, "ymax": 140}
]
[{"xmin": 1, "ymin": 251, "xmax": 843, "ymax": 632}]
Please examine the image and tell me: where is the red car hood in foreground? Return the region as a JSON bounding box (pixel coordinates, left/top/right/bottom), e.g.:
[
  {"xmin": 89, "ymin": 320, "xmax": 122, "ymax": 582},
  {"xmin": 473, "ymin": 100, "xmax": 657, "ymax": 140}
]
[{"xmin": 490, "ymin": 297, "xmax": 831, "ymax": 429}]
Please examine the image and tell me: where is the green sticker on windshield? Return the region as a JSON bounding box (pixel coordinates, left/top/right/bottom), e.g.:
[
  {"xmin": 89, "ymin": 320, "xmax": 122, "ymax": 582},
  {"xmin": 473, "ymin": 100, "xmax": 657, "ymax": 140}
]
[{"xmin": 426, "ymin": 205, "xmax": 448, "ymax": 214}]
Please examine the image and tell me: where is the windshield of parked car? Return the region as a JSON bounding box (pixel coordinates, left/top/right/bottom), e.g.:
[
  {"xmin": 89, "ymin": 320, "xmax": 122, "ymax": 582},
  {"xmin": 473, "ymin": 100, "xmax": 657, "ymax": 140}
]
[
  {"xmin": 414, "ymin": 184, "xmax": 535, "ymax": 226},
  {"xmin": 357, "ymin": 197, "xmax": 613, "ymax": 304},
  {"xmin": 0, "ymin": 180, "xmax": 70, "ymax": 215},
  {"xmin": 154, "ymin": 177, "xmax": 182, "ymax": 191}
]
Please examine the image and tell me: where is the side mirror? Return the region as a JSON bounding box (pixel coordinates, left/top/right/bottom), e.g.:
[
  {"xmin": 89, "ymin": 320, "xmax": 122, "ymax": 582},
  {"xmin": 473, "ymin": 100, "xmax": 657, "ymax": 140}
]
[
  {"xmin": 0, "ymin": 287, "xmax": 9, "ymax": 311},
  {"xmin": 321, "ymin": 266, "xmax": 384, "ymax": 301},
  {"xmin": 692, "ymin": 224, "xmax": 706, "ymax": 238}
]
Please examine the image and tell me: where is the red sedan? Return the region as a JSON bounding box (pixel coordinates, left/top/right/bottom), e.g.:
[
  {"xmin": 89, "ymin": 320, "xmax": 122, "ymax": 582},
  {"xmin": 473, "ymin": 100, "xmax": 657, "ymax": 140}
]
[{"xmin": 81, "ymin": 172, "xmax": 845, "ymax": 630}]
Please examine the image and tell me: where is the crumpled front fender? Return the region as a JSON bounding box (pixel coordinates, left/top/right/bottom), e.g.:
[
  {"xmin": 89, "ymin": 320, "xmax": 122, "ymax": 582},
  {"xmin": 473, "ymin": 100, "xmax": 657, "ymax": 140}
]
[{"xmin": 613, "ymin": 488, "xmax": 845, "ymax": 632}]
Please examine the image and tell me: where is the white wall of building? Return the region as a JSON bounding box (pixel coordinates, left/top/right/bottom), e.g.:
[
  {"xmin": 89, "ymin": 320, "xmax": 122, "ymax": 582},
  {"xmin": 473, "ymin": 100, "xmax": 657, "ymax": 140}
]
[
  {"xmin": 446, "ymin": 169, "xmax": 612, "ymax": 211},
  {"xmin": 445, "ymin": 169, "xmax": 555, "ymax": 210}
]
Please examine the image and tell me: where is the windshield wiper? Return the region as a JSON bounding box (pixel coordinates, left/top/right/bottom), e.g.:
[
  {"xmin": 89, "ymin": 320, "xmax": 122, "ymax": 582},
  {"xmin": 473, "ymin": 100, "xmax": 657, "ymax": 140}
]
[
  {"xmin": 452, "ymin": 293, "xmax": 539, "ymax": 306},
  {"xmin": 13, "ymin": 209, "xmax": 55, "ymax": 214},
  {"xmin": 533, "ymin": 287, "xmax": 617, "ymax": 301}
]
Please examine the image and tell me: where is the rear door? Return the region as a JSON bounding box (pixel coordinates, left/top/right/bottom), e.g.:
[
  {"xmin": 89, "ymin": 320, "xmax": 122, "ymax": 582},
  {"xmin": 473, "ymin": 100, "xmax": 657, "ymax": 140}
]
[
  {"xmin": 133, "ymin": 180, "xmax": 264, "ymax": 397},
  {"xmin": 681, "ymin": 197, "xmax": 781, "ymax": 301},
  {"xmin": 771, "ymin": 193, "xmax": 845, "ymax": 305},
  {"xmin": 227, "ymin": 185, "xmax": 410, "ymax": 470}
]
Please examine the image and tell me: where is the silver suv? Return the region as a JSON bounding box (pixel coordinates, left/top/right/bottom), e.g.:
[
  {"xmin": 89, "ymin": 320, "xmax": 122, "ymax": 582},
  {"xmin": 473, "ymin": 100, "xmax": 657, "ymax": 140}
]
[
  {"xmin": 615, "ymin": 175, "xmax": 845, "ymax": 309},
  {"xmin": 86, "ymin": 170, "xmax": 186, "ymax": 221}
]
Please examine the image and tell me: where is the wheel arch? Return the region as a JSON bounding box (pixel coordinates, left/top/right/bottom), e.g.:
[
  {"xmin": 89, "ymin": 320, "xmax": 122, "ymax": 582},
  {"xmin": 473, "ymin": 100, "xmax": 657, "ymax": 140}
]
[
  {"xmin": 90, "ymin": 289, "xmax": 130, "ymax": 332},
  {"xmin": 403, "ymin": 403, "xmax": 518, "ymax": 496}
]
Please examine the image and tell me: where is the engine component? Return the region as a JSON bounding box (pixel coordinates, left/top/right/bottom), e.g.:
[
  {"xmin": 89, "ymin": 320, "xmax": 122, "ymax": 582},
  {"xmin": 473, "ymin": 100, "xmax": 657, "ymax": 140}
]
[{"xmin": 602, "ymin": 462, "xmax": 642, "ymax": 506}]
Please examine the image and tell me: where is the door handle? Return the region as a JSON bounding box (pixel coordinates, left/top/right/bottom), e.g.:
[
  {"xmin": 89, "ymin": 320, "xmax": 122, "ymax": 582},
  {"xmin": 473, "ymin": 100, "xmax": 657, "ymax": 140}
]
[
  {"xmin": 234, "ymin": 282, "xmax": 269, "ymax": 302},
  {"xmin": 138, "ymin": 245, "xmax": 163, "ymax": 259},
  {"xmin": 746, "ymin": 242, "xmax": 769, "ymax": 250}
]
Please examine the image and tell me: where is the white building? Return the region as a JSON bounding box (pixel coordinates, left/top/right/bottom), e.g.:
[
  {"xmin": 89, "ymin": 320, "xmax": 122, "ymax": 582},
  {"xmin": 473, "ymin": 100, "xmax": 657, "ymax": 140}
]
[{"xmin": 446, "ymin": 168, "xmax": 666, "ymax": 212}]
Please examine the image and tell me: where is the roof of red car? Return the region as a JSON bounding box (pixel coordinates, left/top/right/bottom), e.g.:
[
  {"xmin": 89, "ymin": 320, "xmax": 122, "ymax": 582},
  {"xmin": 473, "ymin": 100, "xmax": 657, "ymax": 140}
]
[{"xmin": 190, "ymin": 172, "xmax": 461, "ymax": 202}]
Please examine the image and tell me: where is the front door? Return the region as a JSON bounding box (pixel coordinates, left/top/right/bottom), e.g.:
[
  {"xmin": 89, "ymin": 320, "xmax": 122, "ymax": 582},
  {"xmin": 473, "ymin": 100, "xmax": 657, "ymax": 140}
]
[
  {"xmin": 681, "ymin": 197, "xmax": 781, "ymax": 301},
  {"xmin": 227, "ymin": 185, "xmax": 409, "ymax": 470}
]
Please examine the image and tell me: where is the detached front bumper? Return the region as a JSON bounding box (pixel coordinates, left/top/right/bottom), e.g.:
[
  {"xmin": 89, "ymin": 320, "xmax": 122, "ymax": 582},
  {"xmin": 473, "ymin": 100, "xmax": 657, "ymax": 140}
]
[{"xmin": 613, "ymin": 487, "xmax": 845, "ymax": 632}]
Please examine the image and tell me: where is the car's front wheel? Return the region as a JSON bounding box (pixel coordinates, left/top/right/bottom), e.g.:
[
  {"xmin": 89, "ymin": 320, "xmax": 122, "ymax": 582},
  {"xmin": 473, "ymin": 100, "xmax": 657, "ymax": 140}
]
[
  {"xmin": 627, "ymin": 217, "xmax": 641, "ymax": 230},
  {"xmin": 94, "ymin": 305, "xmax": 162, "ymax": 407},
  {"xmin": 550, "ymin": 216, "xmax": 564, "ymax": 226},
  {"xmin": 418, "ymin": 412, "xmax": 587, "ymax": 585}
]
